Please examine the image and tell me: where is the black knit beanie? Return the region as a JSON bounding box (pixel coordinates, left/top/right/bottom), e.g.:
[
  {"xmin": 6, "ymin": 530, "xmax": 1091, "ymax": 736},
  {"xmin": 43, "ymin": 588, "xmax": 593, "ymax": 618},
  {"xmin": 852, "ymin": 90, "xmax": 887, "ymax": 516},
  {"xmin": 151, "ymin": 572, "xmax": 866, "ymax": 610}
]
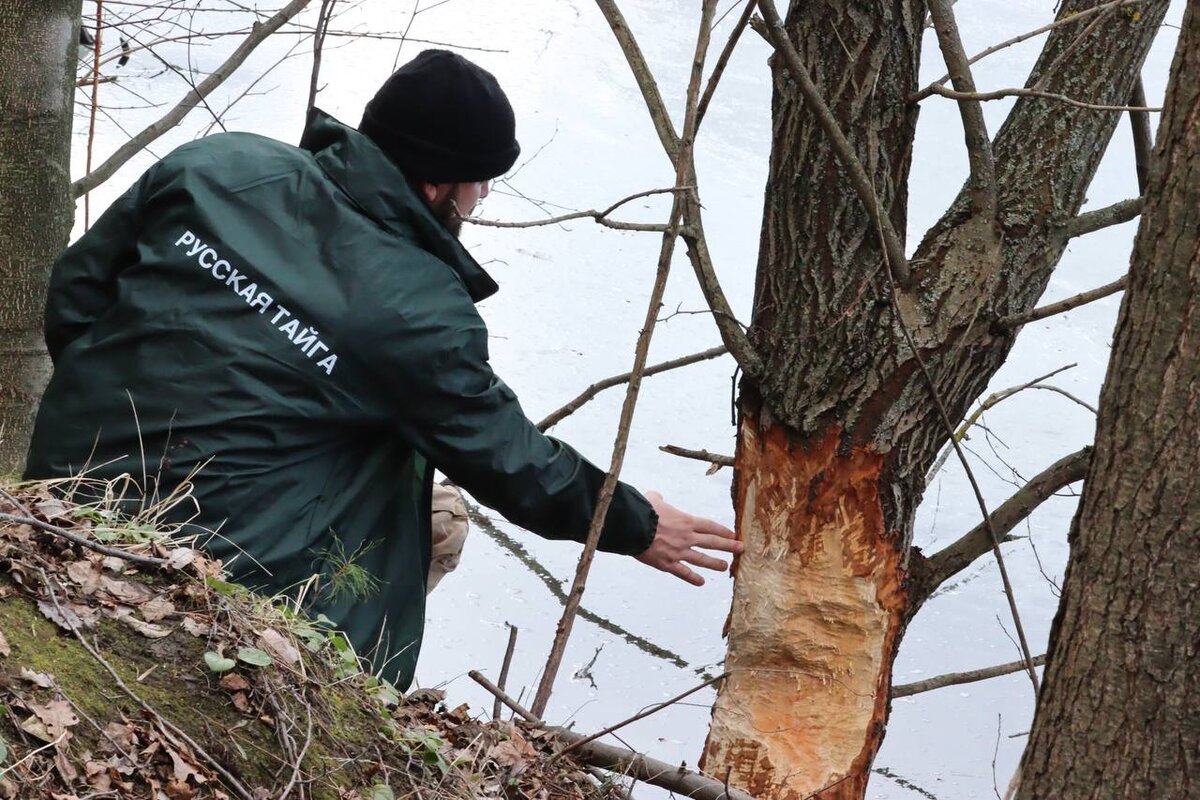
[{"xmin": 359, "ymin": 49, "xmax": 520, "ymax": 184}]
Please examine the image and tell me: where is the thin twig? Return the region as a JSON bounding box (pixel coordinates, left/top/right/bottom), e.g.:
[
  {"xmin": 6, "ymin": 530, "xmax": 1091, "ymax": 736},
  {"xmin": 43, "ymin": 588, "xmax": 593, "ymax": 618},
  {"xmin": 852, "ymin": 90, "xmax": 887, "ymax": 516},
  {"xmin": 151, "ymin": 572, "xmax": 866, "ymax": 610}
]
[
  {"xmin": 40, "ymin": 571, "xmax": 255, "ymax": 800},
  {"xmin": 756, "ymin": 0, "xmax": 911, "ymax": 283},
  {"xmin": 925, "ymin": 83, "xmax": 1161, "ymax": 113},
  {"xmin": 892, "ymin": 655, "xmax": 1048, "ymax": 698},
  {"xmin": 306, "ymin": 0, "xmax": 336, "ymax": 113},
  {"xmin": 467, "ymin": 187, "xmax": 688, "ymax": 233},
  {"xmin": 696, "ymin": 0, "xmax": 757, "ymax": 127},
  {"xmin": 84, "ymin": 0, "xmax": 106, "ymax": 229},
  {"xmin": 0, "ymin": 513, "xmax": 168, "ymax": 567},
  {"xmin": 493, "ymin": 624, "xmax": 518, "ymax": 721},
  {"xmin": 927, "ymin": 0, "xmax": 997, "ymax": 218},
  {"xmin": 73, "ymin": 0, "xmax": 313, "ymax": 198},
  {"xmin": 1058, "ymin": 197, "xmax": 1144, "ymax": 238},
  {"xmin": 658, "ymin": 445, "xmax": 734, "ymax": 468},
  {"xmin": 469, "ymin": 670, "xmax": 753, "ymax": 800},
  {"xmin": 910, "ymin": 0, "xmax": 1146, "ymax": 102},
  {"xmin": 881, "ymin": 238, "xmax": 1040, "ymax": 693},
  {"xmin": 278, "ymin": 703, "xmax": 314, "ymax": 800},
  {"xmin": 530, "ymin": 2, "xmax": 717, "ymax": 720},
  {"xmin": 913, "ymin": 447, "xmax": 1092, "ymax": 602},
  {"xmin": 555, "ymin": 672, "xmax": 726, "ymax": 757},
  {"xmin": 470, "ymin": 670, "xmax": 540, "ymax": 724},
  {"xmin": 537, "ymin": 345, "xmax": 728, "ymax": 431},
  {"xmin": 997, "ymin": 275, "xmax": 1128, "ymax": 328}
]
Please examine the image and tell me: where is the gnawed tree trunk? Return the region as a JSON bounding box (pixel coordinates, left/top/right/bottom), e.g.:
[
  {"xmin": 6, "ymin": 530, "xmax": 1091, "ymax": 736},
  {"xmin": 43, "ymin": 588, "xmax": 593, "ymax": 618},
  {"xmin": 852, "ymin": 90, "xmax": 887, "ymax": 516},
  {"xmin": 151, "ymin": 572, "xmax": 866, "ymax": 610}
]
[
  {"xmin": 701, "ymin": 1, "xmax": 1170, "ymax": 797},
  {"xmin": 0, "ymin": 0, "xmax": 80, "ymax": 473},
  {"xmin": 1016, "ymin": 5, "xmax": 1200, "ymax": 795}
]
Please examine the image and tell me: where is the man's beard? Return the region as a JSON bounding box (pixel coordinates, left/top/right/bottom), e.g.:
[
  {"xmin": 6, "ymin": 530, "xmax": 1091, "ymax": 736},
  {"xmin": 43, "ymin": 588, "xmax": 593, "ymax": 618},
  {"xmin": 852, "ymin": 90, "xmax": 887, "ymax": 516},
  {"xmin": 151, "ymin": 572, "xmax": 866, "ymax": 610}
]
[{"xmin": 430, "ymin": 195, "xmax": 463, "ymax": 238}]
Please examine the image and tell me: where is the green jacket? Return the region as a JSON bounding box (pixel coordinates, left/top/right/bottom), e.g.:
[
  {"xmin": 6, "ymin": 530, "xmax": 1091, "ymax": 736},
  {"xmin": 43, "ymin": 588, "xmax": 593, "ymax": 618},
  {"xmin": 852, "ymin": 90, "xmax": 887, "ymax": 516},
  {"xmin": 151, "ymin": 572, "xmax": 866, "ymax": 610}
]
[{"xmin": 25, "ymin": 110, "xmax": 657, "ymax": 687}]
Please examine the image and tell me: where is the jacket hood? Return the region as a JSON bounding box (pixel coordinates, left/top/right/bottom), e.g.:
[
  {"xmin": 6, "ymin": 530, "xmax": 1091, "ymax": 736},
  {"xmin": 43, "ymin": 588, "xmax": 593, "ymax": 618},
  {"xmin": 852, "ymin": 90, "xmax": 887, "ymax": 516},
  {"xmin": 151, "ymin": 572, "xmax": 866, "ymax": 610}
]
[{"xmin": 299, "ymin": 108, "xmax": 499, "ymax": 303}]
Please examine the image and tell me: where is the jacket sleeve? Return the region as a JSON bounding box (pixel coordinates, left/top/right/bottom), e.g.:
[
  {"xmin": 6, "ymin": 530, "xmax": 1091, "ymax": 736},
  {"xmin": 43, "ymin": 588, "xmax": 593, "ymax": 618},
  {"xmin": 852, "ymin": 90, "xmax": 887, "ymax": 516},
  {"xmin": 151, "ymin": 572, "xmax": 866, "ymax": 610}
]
[
  {"xmin": 44, "ymin": 172, "xmax": 151, "ymax": 362},
  {"xmin": 363, "ymin": 291, "xmax": 657, "ymax": 556}
]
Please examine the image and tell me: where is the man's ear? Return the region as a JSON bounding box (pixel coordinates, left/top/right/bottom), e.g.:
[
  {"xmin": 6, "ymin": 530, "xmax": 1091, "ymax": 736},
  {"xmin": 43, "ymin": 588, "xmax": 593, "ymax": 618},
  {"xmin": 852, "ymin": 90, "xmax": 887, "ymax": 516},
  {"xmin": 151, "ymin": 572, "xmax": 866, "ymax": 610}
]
[{"xmin": 420, "ymin": 182, "xmax": 452, "ymax": 204}]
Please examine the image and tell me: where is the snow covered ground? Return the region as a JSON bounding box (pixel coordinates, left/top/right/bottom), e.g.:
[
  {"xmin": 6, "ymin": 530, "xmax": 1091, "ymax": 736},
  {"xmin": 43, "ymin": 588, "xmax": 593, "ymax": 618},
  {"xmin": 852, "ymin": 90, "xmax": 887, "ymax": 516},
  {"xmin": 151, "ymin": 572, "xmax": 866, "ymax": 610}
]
[{"xmin": 70, "ymin": 1, "xmax": 1185, "ymax": 796}]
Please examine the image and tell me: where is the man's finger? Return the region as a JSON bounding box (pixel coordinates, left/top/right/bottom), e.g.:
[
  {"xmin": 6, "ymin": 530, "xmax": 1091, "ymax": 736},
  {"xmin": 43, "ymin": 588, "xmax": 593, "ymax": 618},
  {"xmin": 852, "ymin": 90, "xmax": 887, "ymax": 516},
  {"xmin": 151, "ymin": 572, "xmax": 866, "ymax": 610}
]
[
  {"xmin": 692, "ymin": 516, "xmax": 736, "ymax": 538},
  {"xmin": 668, "ymin": 562, "xmax": 705, "ymax": 586},
  {"xmin": 683, "ymin": 550, "xmax": 729, "ymax": 572},
  {"xmin": 692, "ymin": 532, "xmax": 743, "ymax": 554}
]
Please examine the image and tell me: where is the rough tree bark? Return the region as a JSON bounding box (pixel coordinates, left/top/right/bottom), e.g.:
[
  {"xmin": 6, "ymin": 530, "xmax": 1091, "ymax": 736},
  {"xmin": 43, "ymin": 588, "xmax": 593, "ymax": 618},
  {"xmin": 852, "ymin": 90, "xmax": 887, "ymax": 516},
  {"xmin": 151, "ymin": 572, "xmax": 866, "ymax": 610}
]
[
  {"xmin": 1016, "ymin": 4, "xmax": 1199, "ymax": 796},
  {"xmin": 0, "ymin": 0, "xmax": 80, "ymax": 474},
  {"xmin": 700, "ymin": 1, "xmax": 1170, "ymax": 797}
]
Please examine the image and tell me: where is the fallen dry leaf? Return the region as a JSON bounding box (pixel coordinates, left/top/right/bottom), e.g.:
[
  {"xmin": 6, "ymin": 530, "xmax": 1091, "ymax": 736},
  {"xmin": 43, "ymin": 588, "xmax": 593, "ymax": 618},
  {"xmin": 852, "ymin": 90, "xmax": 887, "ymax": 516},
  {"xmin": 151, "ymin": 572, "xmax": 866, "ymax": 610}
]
[
  {"xmin": 21, "ymin": 667, "xmax": 55, "ymax": 688},
  {"xmin": 35, "ymin": 498, "xmax": 70, "ymax": 522},
  {"xmin": 180, "ymin": 616, "xmax": 212, "ymax": 637},
  {"xmin": 141, "ymin": 595, "xmax": 176, "ymax": 622},
  {"xmin": 231, "ymin": 692, "xmax": 251, "ymax": 713},
  {"xmin": 219, "ymin": 673, "xmax": 251, "ymax": 692},
  {"xmin": 0, "ymin": 625, "xmax": 10, "ymax": 657},
  {"xmin": 66, "ymin": 559, "xmax": 103, "ymax": 593},
  {"xmin": 168, "ymin": 548, "xmax": 198, "ymax": 571},
  {"xmin": 257, "ymin": 628, "xmax": 300, "ymax": 667},
  {"xmin": 38, "ymin": 598, "xmax": 100, "ymax": 631},
  {"xmin": 488, "ymin": 733, "xmax": 537, "ymax": 775},
  {"xmin": 100, "ymin": 576, "xmax": 154, "ymax": 604},
  {"xmin": 31, "ymin": 699, "xmax": 80, "ymax": 739}
]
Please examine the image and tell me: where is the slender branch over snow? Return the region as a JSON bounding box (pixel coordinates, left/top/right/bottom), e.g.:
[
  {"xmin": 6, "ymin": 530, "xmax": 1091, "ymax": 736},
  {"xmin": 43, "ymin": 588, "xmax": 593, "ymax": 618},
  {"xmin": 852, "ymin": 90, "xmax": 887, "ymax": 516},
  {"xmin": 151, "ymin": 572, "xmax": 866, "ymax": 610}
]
[
  {"xmin": 892, "ymin": 654, "xmax": 1048, "ymax": 698},
  {"xmin": 73, "ymin": 0, "xmax": 313, "ymax": 198}
]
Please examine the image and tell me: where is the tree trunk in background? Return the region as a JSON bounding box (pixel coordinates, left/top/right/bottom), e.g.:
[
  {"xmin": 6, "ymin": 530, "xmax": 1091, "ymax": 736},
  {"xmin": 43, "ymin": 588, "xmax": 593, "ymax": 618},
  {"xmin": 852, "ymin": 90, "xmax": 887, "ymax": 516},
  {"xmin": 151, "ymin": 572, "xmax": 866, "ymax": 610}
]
[
  {"xmin": 1016, "ymin": 5, "xmax": 1200, "ymax": 796},
  {"xmin": 0, "ymin": 0, "xmax": 80, "ymax": 474},
  {"xmin": 700, "ymin": 1, "xmax": 1170, "ymax": 797}
]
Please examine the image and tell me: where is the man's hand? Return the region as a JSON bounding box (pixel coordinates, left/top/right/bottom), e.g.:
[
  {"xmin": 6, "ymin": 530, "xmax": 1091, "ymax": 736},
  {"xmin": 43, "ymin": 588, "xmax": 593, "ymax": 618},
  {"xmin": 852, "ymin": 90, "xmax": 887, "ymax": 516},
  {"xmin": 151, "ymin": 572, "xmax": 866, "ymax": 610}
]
[{"xmin": 636, "ymin": 490, "xmax": 742, "ymax": 586}]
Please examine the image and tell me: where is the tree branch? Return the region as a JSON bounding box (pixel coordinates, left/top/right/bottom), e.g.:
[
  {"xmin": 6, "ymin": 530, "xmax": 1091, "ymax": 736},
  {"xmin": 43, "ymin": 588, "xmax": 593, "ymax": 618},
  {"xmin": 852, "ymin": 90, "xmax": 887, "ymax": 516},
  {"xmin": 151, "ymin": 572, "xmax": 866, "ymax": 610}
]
[
  {"xmin": 467, "ymin": 187, "xmax": 686, "ymax": 233},
  {"xmin": 910, "ymin": 447, "xmax": 1093, "ymax": 606},
  {"xmin": 997, "ymin": 275, "xmax": 1128, "ymax": 328},
  {"xmin": 469, "ymin": 671, "xmax": 753, "ymax": 800},
  {"xmin": 1058, "ymin": 197, "xmax": 1144, "ymax": 238},
  {"xmin": 73, "ymin": 0, "xmax": 313, "ymax": 198},
  {"xmin": 659, "ymin": 445, "xmax": 734, "ymax": 469},
  {"xmin": 756, "ymin": 0, "xmax": 911, "ymax": 283},
  {"xmin": 592, "ymin": 0, "xmax": 763, "ymax": 378},
  {"xmin": 926, "ymin": 0, "xmax": 997, "ymax": 218},
  {"xmin": 910, "ymin": 0, "xmax": 1147, "ymax": 102},
  {"xmin": 530, "ymin": 3, "xmax": 717, "ymax": 718},
  {"xmin": 696, "ymin": 0, "xmax": 758, "ymax": 127},
  {"xmin": 537, "ymin": 344, "xmax": 728, "ymax": 431},
  {"xmin": 925, "ymin": 83, "xmax": 1162, "ymax": 113},
  {"xmin": 892, "ymin": 654, "xmax": 1048, "ymax": 698}
]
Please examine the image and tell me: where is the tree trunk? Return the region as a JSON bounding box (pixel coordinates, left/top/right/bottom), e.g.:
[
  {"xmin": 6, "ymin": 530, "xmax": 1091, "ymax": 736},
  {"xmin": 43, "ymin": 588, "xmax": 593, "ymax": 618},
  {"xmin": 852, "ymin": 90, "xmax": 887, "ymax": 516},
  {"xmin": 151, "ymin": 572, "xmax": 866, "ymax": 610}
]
[
  {"xmin": 701, "ymin": 1, "xmax": 1170, "ymax": 797},
  {"xmin": 1016, "ymin": 5, "xmax": 1200, "ymax": 796},
  {"xmin": 0, "ymin": 0, "xmax": 80, "ymax": 474}
]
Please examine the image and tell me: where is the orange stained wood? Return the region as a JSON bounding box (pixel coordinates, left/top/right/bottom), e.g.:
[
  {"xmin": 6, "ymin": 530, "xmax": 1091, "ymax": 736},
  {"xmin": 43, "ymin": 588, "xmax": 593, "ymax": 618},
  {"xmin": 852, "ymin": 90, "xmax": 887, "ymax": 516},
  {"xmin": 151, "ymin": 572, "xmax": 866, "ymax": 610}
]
[{"xmin": 702, "ymin": 415, "xmax": 908, "ymax": 800}]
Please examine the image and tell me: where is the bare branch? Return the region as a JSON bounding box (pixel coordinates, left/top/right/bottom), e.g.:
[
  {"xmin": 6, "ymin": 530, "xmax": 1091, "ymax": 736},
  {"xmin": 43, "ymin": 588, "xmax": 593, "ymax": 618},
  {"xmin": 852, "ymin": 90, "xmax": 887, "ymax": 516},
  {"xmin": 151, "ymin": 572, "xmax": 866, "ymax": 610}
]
[
  {"xmin": 910, "ymin": 0, "xmax": 1148, "ymax": 103},
  {"xmin": 467, "ymin": 187, "xmax": 686, "ymax": 233},
  {"xmin": 911, "ymin": 447, "xmax": 1093, "ymax": 605},
  {"xmin": 892, "ymin": 654, "xmax": 1047, "ymax": 698},
  {"xmin": 593, "ymin": 0, "xmax": 681, "ymax": 160},
  {"xmin": 555, "ymin": 673, "xmax": 726, "ymax": 757},
  {"xmin": 1058, "ymin": 196, "xmax": 1144, "ymax": 238},
  {"xmin": 530, "ymin": 3, "xmax": 718, "ymax": 719},
  {"xmin": 696, "ymin": 0, "xmax": 758, "ymax": 127},
  {"xmin": 926, "ymin": 0, "xmax": 997, "ymax": 218},
  {"xmin": 0, "ymin": 512, "xmax": 168, "ymax": 568},
  {"xmin": 659, "ymin": 444, "xmax": 734, "ymax": 468},
  {"xmin": 73, "ymin": 0, "xmax": 313, "ymax": 198},
  {"xmin": 592, "ymin": 0, "xmax": 762, "ymax": 378},
  {"xmin": 492, "ymin": 624, "xmax": 518, "ymax": 721},
  {"xmin": 925, "ymin": 83, "xmax": 1162, "ymax": 113},
  {"xmin": 307, "ymin": 0, "xmax": 336, "ymax": 113},
  {"xmin": 926, "ymin": 364, "xmax": 1077, "ymax": 483},
  {"xmin": 469, "ymin": 670, "xmax": 753, "ymax": 800},
  {"xmin": 997, "ymin": 275, "xmax": 1128, "ymax": 328},
  {"xmin": 537, "ymin": 344, "xmax": 728, "ymax": 431},
  {"xmin": 756, "ymin": 0, "xmax": 911, "ymax": 283}
]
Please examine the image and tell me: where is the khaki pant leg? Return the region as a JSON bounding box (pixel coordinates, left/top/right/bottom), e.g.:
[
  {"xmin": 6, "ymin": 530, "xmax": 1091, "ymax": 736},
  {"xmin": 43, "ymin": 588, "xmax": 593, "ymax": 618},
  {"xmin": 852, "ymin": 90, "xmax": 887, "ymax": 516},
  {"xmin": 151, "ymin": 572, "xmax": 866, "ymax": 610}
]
[{"xmin": 427, "ymin": 483, "xmax": 469, "ymax": 594}]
